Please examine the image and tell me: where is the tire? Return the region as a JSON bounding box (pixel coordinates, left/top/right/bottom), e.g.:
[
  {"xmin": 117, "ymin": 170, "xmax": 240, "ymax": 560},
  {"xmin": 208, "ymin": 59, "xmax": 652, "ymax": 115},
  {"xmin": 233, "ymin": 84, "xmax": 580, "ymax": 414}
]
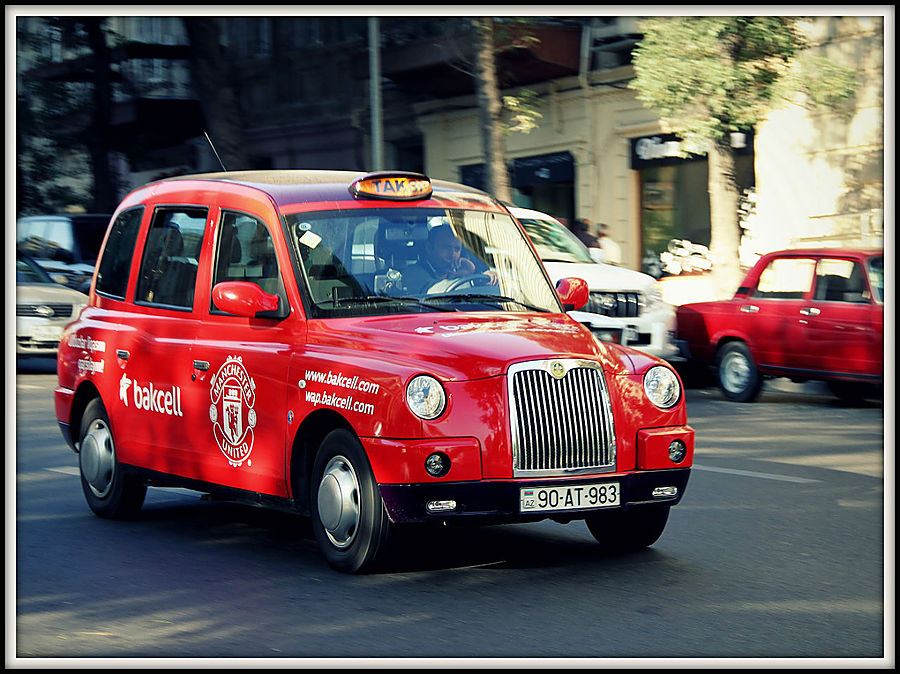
[
  {"xmin": 585, "ymin": 506, "xmax": 670, "ymax": 553},
  {"xmin": 310, "ymin": 429, "xmax": 393, "ymax": 573},
  {"xmin": 78, "ymin": 398, "xmax": 147, "ymax": 518},
  {"xmin": 716, "ymin": 341, "xmax": 763, "ymax": 402}
]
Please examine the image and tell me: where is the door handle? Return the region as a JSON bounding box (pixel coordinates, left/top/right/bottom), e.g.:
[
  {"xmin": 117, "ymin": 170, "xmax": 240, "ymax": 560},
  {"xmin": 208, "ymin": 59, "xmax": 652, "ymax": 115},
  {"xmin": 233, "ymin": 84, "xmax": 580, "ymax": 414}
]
[
  {"xmin": 116, "ymin": 349, "xmax": 130, "ymax": 360},
  {"xmin": 193, "ymin": 360, "xmax": 210, "ymax": 371},
  {"xmin": 740, "ymin": 305, "xmax": 760, "ymax": 313},
  {"xmin": 799, "ymin": 307, "xmax": 821, "ymax": 316}
]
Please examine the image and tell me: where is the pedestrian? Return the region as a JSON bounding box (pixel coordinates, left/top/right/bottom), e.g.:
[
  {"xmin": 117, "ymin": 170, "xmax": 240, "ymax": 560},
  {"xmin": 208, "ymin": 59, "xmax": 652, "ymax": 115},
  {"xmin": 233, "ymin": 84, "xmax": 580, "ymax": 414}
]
[{"xmin": 596, "ymin": 222, "xmax": 622, "ymax": 265}]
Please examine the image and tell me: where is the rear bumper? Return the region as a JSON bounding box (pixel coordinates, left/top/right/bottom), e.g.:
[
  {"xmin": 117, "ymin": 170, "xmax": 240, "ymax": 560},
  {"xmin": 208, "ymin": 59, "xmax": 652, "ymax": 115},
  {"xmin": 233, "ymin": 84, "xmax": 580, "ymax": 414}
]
[{"xmin": 379, "ymin": 467, "xmax": 691, "ymax": 524}]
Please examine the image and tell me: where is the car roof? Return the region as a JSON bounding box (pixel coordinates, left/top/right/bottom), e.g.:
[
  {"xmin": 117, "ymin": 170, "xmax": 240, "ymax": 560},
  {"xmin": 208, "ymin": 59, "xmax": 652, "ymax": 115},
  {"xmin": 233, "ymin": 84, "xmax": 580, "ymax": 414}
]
[
  {"xmin": 762, "ymin": 247, "xmax": 883, "ymax": 258},
  {"xmin": 156, "ymin": 170, "xmax": 497, "ymax": 210},
  {"xmin": 508, "ymin": 206, "xmax": 563, "ymax": 223}
]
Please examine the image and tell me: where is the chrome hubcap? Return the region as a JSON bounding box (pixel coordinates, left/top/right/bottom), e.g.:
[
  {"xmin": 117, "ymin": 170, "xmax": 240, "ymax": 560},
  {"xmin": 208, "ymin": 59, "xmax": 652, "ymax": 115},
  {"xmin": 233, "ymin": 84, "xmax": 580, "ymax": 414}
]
[
  {"xmin": 80, "ymin": 419, "xmax": 115, "ymax": 498},
  {"xmin": 721, "ymin": 352, "xmax": 751, "ymax": 393},
  {"xmin": 317, "ymin": 455, "xmax": 360, "ymax": 549}
]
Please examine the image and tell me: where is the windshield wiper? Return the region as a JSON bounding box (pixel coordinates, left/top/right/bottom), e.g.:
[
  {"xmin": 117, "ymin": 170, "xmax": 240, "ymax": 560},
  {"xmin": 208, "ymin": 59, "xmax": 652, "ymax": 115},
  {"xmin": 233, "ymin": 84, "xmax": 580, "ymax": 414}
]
[
  {"xmin": 430, "ymin": 293, "xmax": 550, "ymax": 313},
  {"xmin": 315, "ymin": 295, "xmax": 457, "ymax": 312}
]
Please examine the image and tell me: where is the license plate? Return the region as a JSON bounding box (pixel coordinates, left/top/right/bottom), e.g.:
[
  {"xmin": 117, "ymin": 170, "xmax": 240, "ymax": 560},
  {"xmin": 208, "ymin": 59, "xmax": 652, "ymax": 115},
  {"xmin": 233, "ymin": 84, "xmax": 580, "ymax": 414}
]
[
  {"xmin": 32, "ymin": 325, "xmax": 63, "ymax": 342},
  {"xmin": 520, "ymin": 482, "xmax": 620, "ymax": 513}
]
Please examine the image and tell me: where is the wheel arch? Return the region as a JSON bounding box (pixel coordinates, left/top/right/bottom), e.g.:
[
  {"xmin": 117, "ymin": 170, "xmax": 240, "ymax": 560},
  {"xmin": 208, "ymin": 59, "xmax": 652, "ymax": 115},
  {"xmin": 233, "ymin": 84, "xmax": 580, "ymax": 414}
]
[
  {"xmin": 69, "ymin": 380, "xmax": 103, "ymax": 451},
  {"xmin": 288, "ymin": 409, "xmax": 357, "ymax": 515}
]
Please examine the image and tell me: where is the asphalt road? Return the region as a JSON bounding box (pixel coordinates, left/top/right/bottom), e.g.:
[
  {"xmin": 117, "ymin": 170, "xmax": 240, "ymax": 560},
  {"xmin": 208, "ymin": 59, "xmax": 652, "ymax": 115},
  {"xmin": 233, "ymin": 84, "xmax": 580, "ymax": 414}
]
[{"xmin": 10, "ymin": 356, "xmax": 890, "ymax": 664}]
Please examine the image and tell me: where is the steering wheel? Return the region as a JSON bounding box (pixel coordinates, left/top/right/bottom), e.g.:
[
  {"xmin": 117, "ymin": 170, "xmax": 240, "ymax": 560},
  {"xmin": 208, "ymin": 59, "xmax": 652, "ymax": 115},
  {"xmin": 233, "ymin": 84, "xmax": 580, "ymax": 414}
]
[{"xmin": 428, "ymin": 273, "xmax": 491, "ymax": 294}]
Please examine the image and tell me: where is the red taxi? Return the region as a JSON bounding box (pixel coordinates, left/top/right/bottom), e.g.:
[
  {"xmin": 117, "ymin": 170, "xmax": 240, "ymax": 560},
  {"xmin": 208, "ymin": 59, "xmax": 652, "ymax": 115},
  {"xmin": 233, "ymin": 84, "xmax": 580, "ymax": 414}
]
[
  {"xmin": 676, "ymin": 248, "xmax": 884, "ymax": 402},
  {"xmin": 55, "ymin": 170, "xmax": 693, "ymax": 573}
]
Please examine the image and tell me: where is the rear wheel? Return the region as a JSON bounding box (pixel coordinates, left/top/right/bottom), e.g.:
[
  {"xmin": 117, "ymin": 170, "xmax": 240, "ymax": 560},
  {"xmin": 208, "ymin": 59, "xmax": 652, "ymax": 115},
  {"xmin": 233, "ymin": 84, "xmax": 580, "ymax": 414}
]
[
  {"xmin": 717, "ymin": 341, "xmax": 763, "ymax": 402},
  {"xmin": 310, "ymin": 429, "xmax": 393, "ymax": 573},
  {"xmin": 585, "ymin": 506, "xmax": 670, "ymax": 553},
  {"xmin": 78, "ymin": 398, "xmax": 146, "ymax": 518}
]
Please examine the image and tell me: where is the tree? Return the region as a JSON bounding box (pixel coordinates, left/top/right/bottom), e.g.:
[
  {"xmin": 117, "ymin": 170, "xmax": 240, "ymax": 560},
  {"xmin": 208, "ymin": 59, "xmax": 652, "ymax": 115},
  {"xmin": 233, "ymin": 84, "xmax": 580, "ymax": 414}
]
[
  {"xmin": 472, "ymin": 18, "xmax": 512, "ymax": 203},
  {"xmin": 630, "ymin": 17, "xmax": 856, "ymax": 297},
  {"xmin": 182, "ymin": 18, "xmax": 250, "ymax": 170}
]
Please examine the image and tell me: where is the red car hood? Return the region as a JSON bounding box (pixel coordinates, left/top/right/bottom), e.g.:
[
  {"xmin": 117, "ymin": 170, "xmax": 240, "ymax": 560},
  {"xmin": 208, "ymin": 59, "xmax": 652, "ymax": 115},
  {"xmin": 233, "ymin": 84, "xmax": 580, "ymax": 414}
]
[{"xmin": 307, "ymin": 312, "xmax": 631, "ymax": 381}]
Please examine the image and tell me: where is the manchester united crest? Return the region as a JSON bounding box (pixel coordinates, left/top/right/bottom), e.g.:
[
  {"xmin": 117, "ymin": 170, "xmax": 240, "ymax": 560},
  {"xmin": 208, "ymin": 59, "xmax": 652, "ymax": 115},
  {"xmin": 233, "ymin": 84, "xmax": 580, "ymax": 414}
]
[{"xmin": 209, "ymin": 355, "xmax": 257, "ymax": 467}]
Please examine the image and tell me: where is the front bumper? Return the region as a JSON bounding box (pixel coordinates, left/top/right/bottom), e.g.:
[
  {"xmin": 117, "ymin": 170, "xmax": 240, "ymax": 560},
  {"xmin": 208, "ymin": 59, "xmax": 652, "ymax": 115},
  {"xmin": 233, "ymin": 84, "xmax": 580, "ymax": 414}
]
[{"xmin": 379, "ymin": 468, "xmax": 690, "ymax": 524}]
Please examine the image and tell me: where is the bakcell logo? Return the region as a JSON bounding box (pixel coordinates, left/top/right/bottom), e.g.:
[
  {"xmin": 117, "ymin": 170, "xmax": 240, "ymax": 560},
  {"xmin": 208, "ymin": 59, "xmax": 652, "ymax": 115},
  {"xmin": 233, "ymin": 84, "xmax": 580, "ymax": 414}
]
[{"xmin": 209, "ymin": 355, "xmax": 257, "ymax": 467}]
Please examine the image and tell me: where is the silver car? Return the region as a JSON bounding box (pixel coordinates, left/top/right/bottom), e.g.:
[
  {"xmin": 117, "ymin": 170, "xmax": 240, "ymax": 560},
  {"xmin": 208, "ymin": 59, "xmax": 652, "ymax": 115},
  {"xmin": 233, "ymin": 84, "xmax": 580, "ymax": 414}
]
[{"xmin": 16, "ymin": 253, "xmax": 88, "ymax": 356}]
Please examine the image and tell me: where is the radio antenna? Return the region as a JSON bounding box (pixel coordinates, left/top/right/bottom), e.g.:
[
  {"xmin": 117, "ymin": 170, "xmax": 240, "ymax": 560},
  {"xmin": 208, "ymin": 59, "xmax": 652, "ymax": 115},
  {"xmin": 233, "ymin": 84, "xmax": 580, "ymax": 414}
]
[{"xmin": 203, "ymin": 131, "xmax": 228, "ymax": 172}]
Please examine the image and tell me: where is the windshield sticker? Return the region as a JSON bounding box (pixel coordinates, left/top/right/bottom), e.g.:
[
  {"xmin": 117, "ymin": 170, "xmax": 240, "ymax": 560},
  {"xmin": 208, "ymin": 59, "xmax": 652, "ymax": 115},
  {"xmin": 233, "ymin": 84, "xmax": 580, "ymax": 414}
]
[
  {"xmin": 298, "ymin": 230, "xmax": 322, "ymax": 249},
  {"xmin": 209, "ymin": 355, "xmax": 257, "ymax": 468},
  {"xmin": 118, "ymin": 372, "xmax": 183, "ymax": 416}
]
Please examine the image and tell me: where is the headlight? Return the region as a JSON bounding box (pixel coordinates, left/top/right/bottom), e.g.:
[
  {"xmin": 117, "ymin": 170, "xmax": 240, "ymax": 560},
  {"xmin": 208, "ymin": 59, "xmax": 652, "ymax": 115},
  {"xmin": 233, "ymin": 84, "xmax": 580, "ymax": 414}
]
[
  {"xmin": 643, "ymin": 365, "xmax": 680, "ymax": 409},
  {"xmin": 406, "ymin": 375, "xmax": 446, "ymax": 420}
]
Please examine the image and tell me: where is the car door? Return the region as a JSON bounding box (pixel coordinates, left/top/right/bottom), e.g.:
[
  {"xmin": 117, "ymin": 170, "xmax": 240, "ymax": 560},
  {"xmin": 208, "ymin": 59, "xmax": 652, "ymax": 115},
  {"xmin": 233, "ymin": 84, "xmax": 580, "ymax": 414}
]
[
  {"xmin": 742, "ymin": 255, "xmax": 817, "ymax": 369},
  {"xmin": 803, "ymin": 256, "xmax": 883, "ymax": 376},
  {"xmin": 190, "ymin": 200, "xmax": 299, "ymax": 497},
  {"xmin": 115, "ymin": 204, "xmax": 208, "ymax": 474}
]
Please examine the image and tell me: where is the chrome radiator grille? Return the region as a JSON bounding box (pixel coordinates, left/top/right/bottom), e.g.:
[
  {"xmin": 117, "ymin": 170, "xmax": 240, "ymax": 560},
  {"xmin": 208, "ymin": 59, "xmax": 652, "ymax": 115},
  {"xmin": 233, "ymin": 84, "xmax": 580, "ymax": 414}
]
[
  {"xmin": 508, "ymin": 359, "xmax": 616, "ymax": 477},
  {"xmin": 587, "ymin": 291, "xmax": 642, "ymax": 318}
]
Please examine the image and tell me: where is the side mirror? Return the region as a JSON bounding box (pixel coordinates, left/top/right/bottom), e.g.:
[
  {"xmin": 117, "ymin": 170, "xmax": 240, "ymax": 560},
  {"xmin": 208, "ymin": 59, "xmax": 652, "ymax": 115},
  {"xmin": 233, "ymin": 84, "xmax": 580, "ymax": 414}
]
[
  {"xmin": 589, "ymin": 248, "xmax": 608, "ymax": 264},
  {"xmin": 556, "ymin": 277, "xmax": 589, "ymax": 311},
  {"xmin": 212, "ymin": 281, "xmax": 284, "ymax": 319}
]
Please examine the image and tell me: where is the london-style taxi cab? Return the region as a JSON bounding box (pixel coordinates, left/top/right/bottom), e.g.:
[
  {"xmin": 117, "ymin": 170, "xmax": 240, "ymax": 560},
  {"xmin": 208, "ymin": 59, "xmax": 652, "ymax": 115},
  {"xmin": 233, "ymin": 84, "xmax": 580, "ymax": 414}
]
[{"xmin": 55, "ymin": 170, "xmax": 693, "ymax": 573}]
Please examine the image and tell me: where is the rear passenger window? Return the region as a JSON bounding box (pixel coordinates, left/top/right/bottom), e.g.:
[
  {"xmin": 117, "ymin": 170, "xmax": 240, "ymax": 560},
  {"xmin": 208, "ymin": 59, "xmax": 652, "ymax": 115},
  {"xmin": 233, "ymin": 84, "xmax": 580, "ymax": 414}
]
[
  {"xmin": 211, "ymin": 211, "xmax": 284, "ymax": 313},
  {"xmin": 95, "ymin": 207, "xmax": 144, "ymax": 299},
  {"xmin": 753, "ymin": 258, "xmax": 815, "ymax": 299},
  {"xmin": 135, "ymin": 207, "xmax": 207, "ymax": 309}
]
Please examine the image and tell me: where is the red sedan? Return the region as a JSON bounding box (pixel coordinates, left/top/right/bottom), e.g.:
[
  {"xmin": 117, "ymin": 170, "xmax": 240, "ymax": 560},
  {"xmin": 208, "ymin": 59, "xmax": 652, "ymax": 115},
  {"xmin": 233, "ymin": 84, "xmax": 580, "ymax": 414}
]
[{"xmin": 675, "ymin": 248, "xmax": 884, "ymax": 402}]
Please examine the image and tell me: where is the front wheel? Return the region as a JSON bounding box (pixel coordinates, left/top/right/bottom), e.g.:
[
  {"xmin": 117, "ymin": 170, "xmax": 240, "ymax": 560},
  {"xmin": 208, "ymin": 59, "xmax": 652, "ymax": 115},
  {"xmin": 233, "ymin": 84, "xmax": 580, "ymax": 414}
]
[
  {"xmin": 78, "ymin": 398, "xmax": 146, "ymax": 518},
  {"xmin": 310, "ymin": 429, "xmax": 393, "ymax": 573},
  {"xmin": 717, "ymin": 341, "xmax": 763, "ymax": 402},
  {"xmin": 585, "ymin": 506, "xmax": 670, "ymax": 553}
]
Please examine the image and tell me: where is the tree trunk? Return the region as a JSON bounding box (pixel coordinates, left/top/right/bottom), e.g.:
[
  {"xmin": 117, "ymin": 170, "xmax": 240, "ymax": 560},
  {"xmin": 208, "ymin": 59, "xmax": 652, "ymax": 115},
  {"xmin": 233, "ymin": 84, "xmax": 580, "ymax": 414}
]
[
  {"xmin": 83, "ymin": 19, "xmax": 118, "ymax": 212},
  {"xmin": 183, "ymin": 18, "xmax": 250, "ymax": 170},
  {"xmin": 472, "ymin": 18, "xmax": 512, "ymax": 203},
  {"xmin": 707, "ymin": 137, "xmax": 743, "ymax": 298}
]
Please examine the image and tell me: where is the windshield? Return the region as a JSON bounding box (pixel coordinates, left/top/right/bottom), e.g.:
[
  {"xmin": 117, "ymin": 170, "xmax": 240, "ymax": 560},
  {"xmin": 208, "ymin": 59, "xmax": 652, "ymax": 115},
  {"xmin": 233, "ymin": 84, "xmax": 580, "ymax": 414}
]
[
  {"xmin": 16, "ymin": 256, "xmax": 54, "ymax": 284},
  {"xmin": 517, "ymin": 217, "xmax": 594, "ymax": 263},
  {"xmin": 286, "ymin": 208, "xmax": 561, "ymax": 318},
  {"xmin": 867, "ymin": 255, "xmax": 883, "ymax": 303}
]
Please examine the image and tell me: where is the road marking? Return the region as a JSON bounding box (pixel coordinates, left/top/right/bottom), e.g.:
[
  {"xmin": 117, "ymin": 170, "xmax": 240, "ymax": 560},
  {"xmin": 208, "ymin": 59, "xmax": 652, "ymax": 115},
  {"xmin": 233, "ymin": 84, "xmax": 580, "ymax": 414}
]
[
  {"xmin": 693, "ymin": 463, "xmax": 821, "ymax": 484},
  {"xmin": 47, "ymin": 466, "xmax": 80, "ymax": 476}
]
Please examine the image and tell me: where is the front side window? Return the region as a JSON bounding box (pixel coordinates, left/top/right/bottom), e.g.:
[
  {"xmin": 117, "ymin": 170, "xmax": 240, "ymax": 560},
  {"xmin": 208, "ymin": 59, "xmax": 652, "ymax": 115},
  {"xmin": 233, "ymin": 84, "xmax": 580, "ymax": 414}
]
[
  {"xmin": 211, "ymin": 211, "xmax": 285, "ymax": 313},
  {"xmin": 95, "ymin": 207, "xmax": 144, "ymax": 299},
  {"xmin": 285, "ymin": 208, "xmax": 561, "ymax": 318},
  {"xmin": 518, "ymin": 217, "xmax": 594, "ymax": 263},
  {"xmin": 752, "ymin": 257, "xmax": 816, "ymax": 299},
  {"xmin": 813, "ymin": 258, "xmax": 871, "ymax": 304},
  {"xmin": 867, "ymin": 255, "xmax": 883, "ymax": 303},
  {"xmin": 135, "ymin": 207, "xmax": 207, "ymax": 309}
]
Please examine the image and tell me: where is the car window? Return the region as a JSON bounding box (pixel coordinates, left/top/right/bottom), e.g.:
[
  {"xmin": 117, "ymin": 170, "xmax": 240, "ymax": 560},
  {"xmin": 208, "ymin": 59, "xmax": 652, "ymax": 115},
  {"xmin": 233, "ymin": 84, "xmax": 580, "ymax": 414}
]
[
  {"xmin": 16, "ymin": 218, "xmax": 75, "ymax": 261},
  {"xmin": 16, "ymin": 256, "xmax": 54, "ymax": 284},
  {"xmin": 71, "ymin": 216, "xmax": 111, "ymax": 264},
  {"xmin": 518, "ymin": 217, "xmax": 594, "ymax": 263},
  {"xmin": 211, "ymin": 210, "xmax": 285, "ymax": 313},
  {"xmin": 752, "ymin": 257, "xmax": 816, "ymax": 299},
  {"xmin": 95, "ymin": 208, "xmax": 144, "ymax": 299},
  {"xmin": 867, "ymin": 256, "xmax": 883, "ymax": 303},
  {"xmin": 135, "ymin": 207, "xmax": 207, "ymax": 310},
  {"xmin": 813, "ymin": 258, "xmax": 871, "ymax": 303}
]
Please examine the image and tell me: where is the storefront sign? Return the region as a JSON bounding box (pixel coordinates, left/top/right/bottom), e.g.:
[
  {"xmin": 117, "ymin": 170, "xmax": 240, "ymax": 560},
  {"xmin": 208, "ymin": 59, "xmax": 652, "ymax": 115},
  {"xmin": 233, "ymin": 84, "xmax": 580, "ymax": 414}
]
[{"xmin": 631, "ymin": 132, "xmax": 753, "ymax": 169}]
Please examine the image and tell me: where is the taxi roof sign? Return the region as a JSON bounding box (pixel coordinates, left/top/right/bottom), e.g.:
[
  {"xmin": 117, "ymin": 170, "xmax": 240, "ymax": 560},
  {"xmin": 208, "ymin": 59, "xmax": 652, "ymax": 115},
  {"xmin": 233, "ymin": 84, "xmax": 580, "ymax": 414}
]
[{"xmin": 349, "ymin": 171, "xmax": 433, "ymax": 201}]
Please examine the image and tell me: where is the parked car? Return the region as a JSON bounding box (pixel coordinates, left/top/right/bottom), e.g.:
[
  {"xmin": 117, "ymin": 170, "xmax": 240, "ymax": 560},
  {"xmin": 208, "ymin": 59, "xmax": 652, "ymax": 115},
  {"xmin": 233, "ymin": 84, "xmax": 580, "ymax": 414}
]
[
  {"xmin": 675, "ymin": 248, "xmax": 884, "ymax": 402},
  {"xmin": 16, "ymin": 213, "xmax": 111, "ymax": 293},
  {"xmin": 510, "ymin": 207, "xmax": 679, "ymax": 360},
  {"xmin": 56, "ymin": 170, "xmax": 694, "ymax": 573},
  {"xmin": 16, "ymin": 252, "xmax": 89, "ymax": 357}
]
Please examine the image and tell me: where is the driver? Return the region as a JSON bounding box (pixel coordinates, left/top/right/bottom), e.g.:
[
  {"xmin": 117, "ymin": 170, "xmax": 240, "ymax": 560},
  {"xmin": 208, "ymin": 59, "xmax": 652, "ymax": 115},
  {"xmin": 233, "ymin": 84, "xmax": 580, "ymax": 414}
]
[{"xmin": 404, "ymin": 224, "xmax": 496, "ymax": 293}]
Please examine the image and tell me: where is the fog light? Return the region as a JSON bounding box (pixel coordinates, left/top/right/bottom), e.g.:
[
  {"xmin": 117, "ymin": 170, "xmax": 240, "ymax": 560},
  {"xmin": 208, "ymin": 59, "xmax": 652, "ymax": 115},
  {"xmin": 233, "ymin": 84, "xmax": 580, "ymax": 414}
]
[
  {"xmin": 668, "ymin": 439, "xmax": 687, "ymax": 463},
  {"xmin": 425, "ymin": 452, "xmax": 451, "ymax": 477},
  {"xmin": 652, "ymin": 486, "xmax": 678, "ymax": 498},
  {"xmin": 426, "ymin": 500, "xmax": 457, "ymax": 513}
]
